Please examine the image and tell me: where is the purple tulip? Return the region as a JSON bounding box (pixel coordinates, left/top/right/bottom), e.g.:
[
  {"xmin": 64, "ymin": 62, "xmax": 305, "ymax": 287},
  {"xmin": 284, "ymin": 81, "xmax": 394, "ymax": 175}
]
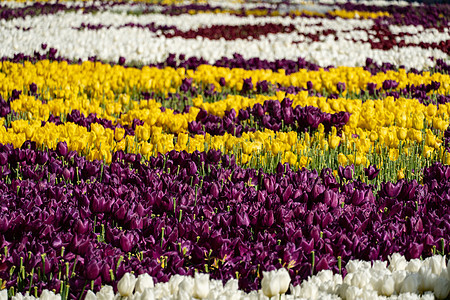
[
  {"xmin": 406, "ymin": 243, "xmax": 424, "ymax": 260},
  {"xmin": 242, "ymin": 78, "xmax": 253, "ymax": 93},
  {"xmin": 29, "ymin": 83, "xmax": 38, "ymax": 94},
  {"xmin": 56, "ymin": 141, "xmax": 68, "ymax": 157},
  {"xmin": 382, "ymin": 79, "xmax": 399, "ymax": 90},
  {"xmin": 338, "ymin": 165, "xmax": 354, "ymax": 181},
  {"xmin": 364, "ymin": 165, "xmax": 380, "ymax": 180},
  {"xmin": 336, "ymin": 82, "xmax": 346, "ymax": 93},
  {"xmin": 85, "ymin": 259, "xmax": 102, "ymax": 280},
  {"xmin": 384, "ymin": 181, "xmax": 403, "ymax": 198}
]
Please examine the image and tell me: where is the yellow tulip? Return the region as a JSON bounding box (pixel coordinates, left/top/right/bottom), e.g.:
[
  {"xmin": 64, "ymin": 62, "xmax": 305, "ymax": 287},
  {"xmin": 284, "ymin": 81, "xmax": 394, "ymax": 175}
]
[
  {"xmin": 397, "ymin": 127, "xmax": 407, "ymax": 140},
  {"xmin": 114, "ymin": 127, "xmax": 125, "ymax": 141},
  {"xmin": 338, "ymin": 153, "xmax": 348, "ymax": 165}
]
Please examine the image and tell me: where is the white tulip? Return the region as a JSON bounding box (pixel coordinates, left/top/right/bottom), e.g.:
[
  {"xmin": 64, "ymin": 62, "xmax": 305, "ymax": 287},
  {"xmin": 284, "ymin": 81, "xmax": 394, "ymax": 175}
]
[
  {"xmin": 12, "ymin": 292, "xmax": 36, "ymax": 300},
  {"xmin": 168, "ymin": 274, "xmax": 185, "ymax": 295},
  {"xmin": 178, "ymin": 276, "xmax": 194, "ymax": 297},
  {"xmin": 224, "ymin": 279, "xmax": 239, "ymax": 293},
  {"xmin": 153, "ymin": 282, "xmax": 171, "ymax": 298},
  {"xmin": 401, "ymin": 273, "xmax": 421, "ymax": 294},
  {"xmin": 138, "ymin": 289, "xmax": 155, "ymax": 300},
  {"xmin": 261, "ymin": 270, "xmax": 281, "ymax": 298},
  {"xmin": 85, "ymin": 290, "xmax": 97, "ymax": 300},
  {"xmin": 419, "ymin": 265, "xmax": 438, "ymax": 292},
  {"xmin": 406, "ymin": 259, "xmax": 422, "ymax": 273},
  {"xmin": 392, "ymin": 270, "xmax": 408, "ymax": 294},
  {"xmin": 372, "ymin": 260, "xmax": 387, "ymax": 270},
  {"xmin": 277, "ymin": 268, "xmax": 291, "ymax": 294},
  {"xmin": 38, "ymin": 290, "xmax": 60, "ymax": 300},
  {"xmin": 135, "ymin": 273, "xmax": 154, "ymax": 293},
  {"xmin": 177, "ymin": 289, "xmax": 192, "ymax": 300},
  {"xmin": 428, "ymin": 255, "xmax": 446, "ymax": 275},
  {"xmin": 301, "ymin": 281, "xmax": 318, "ymax": 300},
  {"xmin": 389, "ymin": 253, "xmax": 408, "ymax": 272},
  {"xmin": 344, "ymin": 286, "xmax": 362, "ymax": 300},
  {"xmin": 346, "ymin": 260, "xmax": 371, "ymax": 274},
  {"xmin": 289, "ymin": 284, "xmax": 301, "ymax": 297},
  {"xmin": 316, "ymin": 270, "xmax": 334, "ymax": 284},
  {"xmin": 117, "ymin": 273, "xmax": 137, "ymax": 297},
  {"xmin": 193, "ymin": 273, "xmax": 210, "ymax": 299},
  {"xmin": 380, "ymin": 275, "xmax": 395, "ymax": 296},
  {"xmin": 96, "ymin": 285, "xmax": 115, "ymax": 300}
]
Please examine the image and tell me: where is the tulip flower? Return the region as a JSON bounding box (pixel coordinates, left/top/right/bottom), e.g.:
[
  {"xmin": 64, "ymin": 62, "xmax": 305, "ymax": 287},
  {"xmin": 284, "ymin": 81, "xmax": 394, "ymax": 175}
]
[
  {"xmin": 117, "ymin": 273, "xmax": 137, "ymax": 297},
  {"xmin": 135, "ymin": 273, "xmax": 154, "ymax": 293},
  {"xmin": 261, "ymin": 270, "xmax": 281, "ymax": 298},
  {"xmin": 193, "ymin": 273, "xmax": 210, "ymax": 299}
]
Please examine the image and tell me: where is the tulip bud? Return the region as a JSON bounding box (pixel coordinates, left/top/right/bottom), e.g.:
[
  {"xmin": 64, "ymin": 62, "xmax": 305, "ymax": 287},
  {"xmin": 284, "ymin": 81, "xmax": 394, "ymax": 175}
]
[
  {"xmin": 336, "ymin": 82, "xmax": 346, "ymax": 93},
  {"xmin": 117, "ymin": 273, "xmax": 137, "ymax": 297},
  {"xmin": 96, "ymin": 285, "xmax": 114, "ymax": 300},
  {"xmin": 56, "ymin": 141, "xmax": 68, "ymax": 157},
  {"xmin": 85, "ymin": 260, "xmax": 101, "ymax": 280},
  {"xmin": 135, "ymin": 273, "xmax": 154, "ymax": 293},
  {"xmin": 380, "ymin": 275, "xmax": 395, "ymax": 296},
  {"xmin": 434, "ymin": 275, "xmax": 450, "ymax": 299},
  {"xmin": 301, "ymin": 281, "xmax": 318, "ymax": 299},
  {"xmin": 188, "ymin": 161, "xmax": 198, "ymax": 176},
  {"xmin": 400, "ymin": 273, "xmax": 420, "ymax": 294},
  {"xmin": 139, "ymin": 288, "xmax": 155, "ymax": 300},
  {"xmin": 178, "ymin": 276, "xmax": 194, "ymax": 297},
  {"xmin": 364, "ymin": 165, "xmax": 380, "ymax": 180},
  {"xmin": 85, "ymin": 290, "xmax": 97, "ymax": 300},
  {"xmin": 39, "ymin": 290, "xmax": 58, "ymax": 300},
  {"xmin": 277, "ymin": 268, "xmax": 291, "ymax": 294},
  {"xmin": 193, "ymin": 273, "xmax": 210, "ymax": 299},
  {"xmin": 261, "ymin": 270, "xmax": 281, "ymax": 298}
]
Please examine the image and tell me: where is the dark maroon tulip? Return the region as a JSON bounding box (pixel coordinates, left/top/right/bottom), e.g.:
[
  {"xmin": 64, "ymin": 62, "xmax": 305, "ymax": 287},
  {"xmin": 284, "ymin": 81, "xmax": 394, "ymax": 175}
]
[
  {"xmin": 210, "ymin": 182, "xmax": 219, "ymax": 198},
  {"xmin": 256, "ymin": 80, "xmax": 269, "ymax": 93},
  {"xmin": 56, "ymin": 141, "xmax": 68, "ymax": 157},
  {"xmin": 382, "ymin": 79, "xmax": 399, "ymax": 90},
  {"xmin": 187, "ymin": 161, "xmax": 197, "ymax": 176},
  {"xmin": 0, "ymin": 152, "xmax": 7, "ymax": 165},
  {"xmin": 263, "ymin": 177, "xmax": 275, "ymax": 194},
  {"xmin": 242, "ymin": 78, "xmax": 253, "ymax": 93},
  {"xmin": 384, "ymin": 181, "xmax": 403, "ymax": 198},
  {"xmin": 406, "ymin": 242, "xmax": 424, "ymax": 259},
  {"xmin": 62, "ymin": 168, "xmax": 71, "ymax": 181},
  {"xmin": 85, "ymin": 260, "xmax": 102, "ymax": 280},
  {"xmin": 119, "ymin": 232, "xmax": 135, "ymax": 252},
  {"xmin": 236, "ymin": 212, "xmax": 250, "ymax": 227},
  {"xmin": 118, "ymin": 56, "xmax": 126, "ymax": 66},
  {"xmin": 0, "ymin": 215, "xmax": 10, "ymax": 232},
  {"xmin": 29, "ymin": 83, "xmax": 38, "ymax": 94},
  {"xmin": 261, "ymin": 209, "xmax": 274, "ymax": 227},
  {"xmin": 364, "ymin": 165, "xmax": 380, "ymax": 180},
  {"xmin": 338, "ymin": 165, "xmax": 354, "ymax": 181},
  {"xmin": 336, "ymin": 82, "xmax": 346, "ymax": 93}
]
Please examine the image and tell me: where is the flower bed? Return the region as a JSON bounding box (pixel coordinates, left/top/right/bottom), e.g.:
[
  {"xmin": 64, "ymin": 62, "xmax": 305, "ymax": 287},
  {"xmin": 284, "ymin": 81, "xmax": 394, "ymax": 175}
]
[{"xmin": 0, "ymin": 0, "xmax": 449, "ymax": 299}]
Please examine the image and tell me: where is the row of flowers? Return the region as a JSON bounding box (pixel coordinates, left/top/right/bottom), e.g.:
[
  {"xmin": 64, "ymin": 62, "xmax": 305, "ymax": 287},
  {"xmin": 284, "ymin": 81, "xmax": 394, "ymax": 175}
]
[
  {"xmin": 0, "ymin": 143, "xmax": 449, "ymax": 298},
  {"xmin": 1, "ymin": 60, "xmax": 448, "ymax": 99},
  {"xmin": 6, "ymin": 253, "xmax": 450, "ymax": 299},
  {"xmin": 0, "ymin": 3, "xmax": 448, "ymax": 68}
]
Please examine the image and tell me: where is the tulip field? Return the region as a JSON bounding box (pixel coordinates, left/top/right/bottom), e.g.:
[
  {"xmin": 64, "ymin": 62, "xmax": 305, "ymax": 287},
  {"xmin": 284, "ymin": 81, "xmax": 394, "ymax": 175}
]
[{"xmin": 1, "ymin": 0, "xmax": 450, "ymax": 299}]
